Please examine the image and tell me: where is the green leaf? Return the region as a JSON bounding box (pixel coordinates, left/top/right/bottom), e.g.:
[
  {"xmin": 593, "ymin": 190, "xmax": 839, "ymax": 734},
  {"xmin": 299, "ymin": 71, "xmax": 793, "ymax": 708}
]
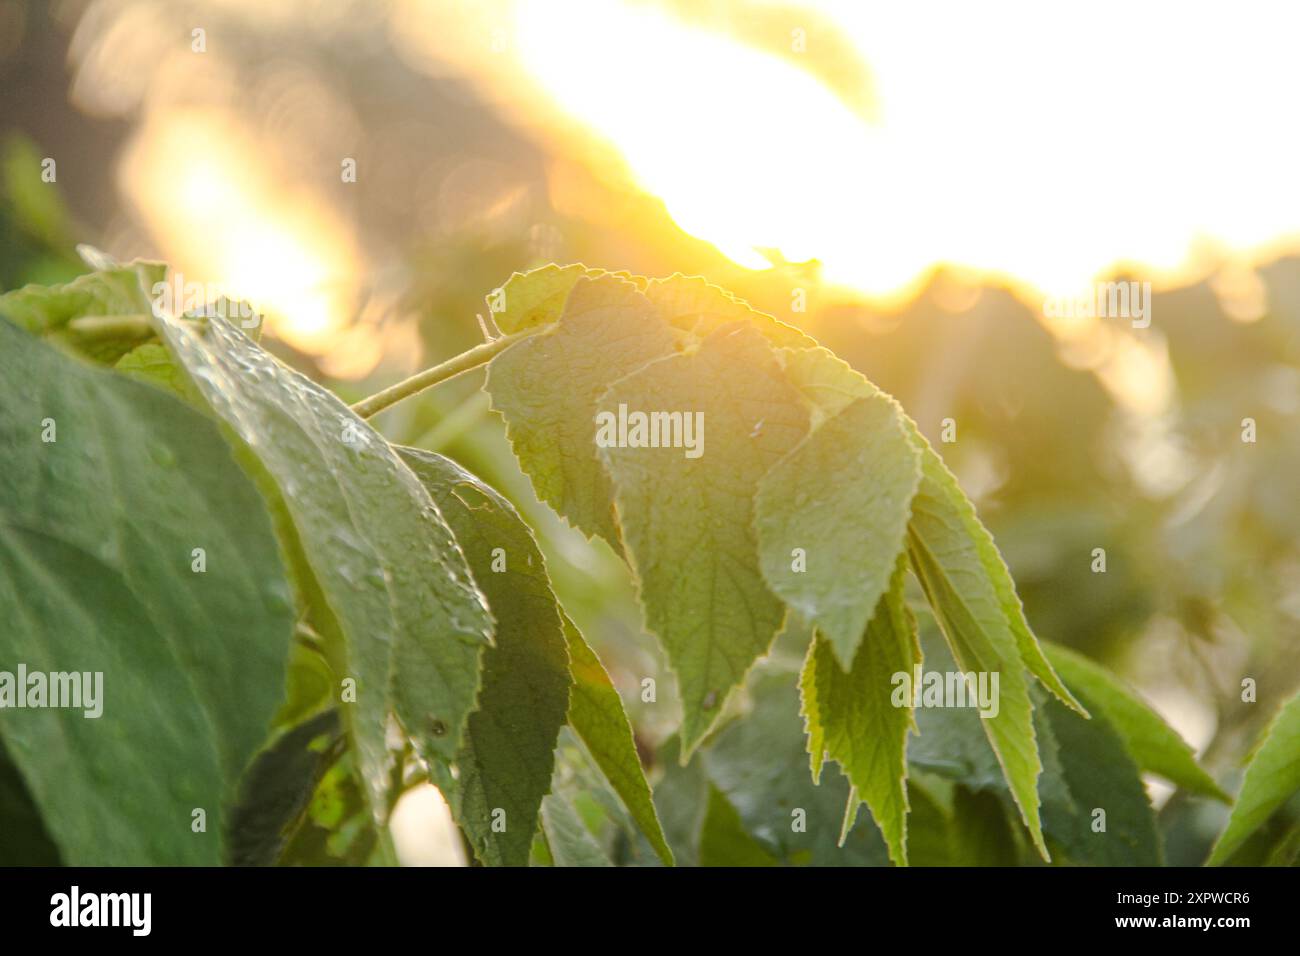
[
  {"xmin": 0, "ymin": 262, "xmax": 166, "ymax": 362},
  {"xmin": 599, "ymin": 323, "xmax": 810, "ymax": 754},
  {"xmin": 910, "ymin": 629, "xmax": 1159, "ymax": 865},
  {"xmin": 0, "ymin": 737, "xmax": 60, "ymax": 865},
  {"xmin": 904, "ymin": 778, "xmax": 953, "ymax": 866},
  {"xmin": 699, "ymin": 786, "xmax": 779, "ymax": 866},
  {"xmin": 1036, "ymin": 690, "xmax": 1161, "ymax": 865},
  {"xmin": 799, "ymin": 556, "xmax": 920, "ymax": 865},
  {"xmin": 487, "ymin": 275, "xmax": 675, "ymax": 547},
  {"xmin": 399, "ymin": 447, "xmax": 571, "ymax": 867},
  {"xmin": 488, "ymin": 263, "xmax": 608, "ymax": 334},
  {"xmin": 777, "ymin": 343, "xmax": 876, "ymax": 422},
  {"xmin": 279, "ymin": 748, "xmax": 380, "ymax": 866},
  {"xmin": 0, "ymin": 318, "xmax": 293, "ymax": 864},
  {"xmin": 0, "ymin": 262, "xmax": 161, "ymax": 335},
  {"xmin": 562, "ymin": 613, "xmax": 674, "ymax": 864},
  {"xmin": 1208, "ymin": 690, "xmax": 1300, "ymax": 865},
  {"xmin": 907, "ymin": 622, "xmax": 1011, "ymax": 789},
  {"xmin": 548, "ymin": 727, "xmax": 666, "ymax": 865},
  {"xmin": 907, "ymin": 430, "xmax": 1083, "ymax": 718},
  {"xmin": 155, "ymin": 315, "xmax": 493, "ymax": 816},
  {"xmin": 951, "ymin": 785, "xmax": 1021, "ymax": 865},
  {"xmin": 644, "ymin": 274, "xmax": 815, "ymax": 349},
  {"xmin": 756, "ymin": 394, "xmax": 920, "ymax": 666},
  {"xmin": 799, "ymin": 635, "xmax": 827, "ymax": 785},
  {"xmin": 114, "ymin": 340, "xmax": 199, "ymax": 400},
  {"xmin": 1044, "ymin": 642, "xmax": 1228, "ymax": 801},
  {"xmin": 905, "ymin": 425, "xmax": 1094, "ymax": 858},
  {"xmin": 651, "ymin": 736, "xmax": 711, "ymax": 867},
  {"xmin": 704, "ymin": 677, "xmax": 890, "ymax": 866},
  {"xmin": 275, "ymin": 634, "xmax": 337, "ymax": 727},
  {"xmin": 907, "ymin": 508, "xmax": 1048, "ymax": 858},
  {"xmin": 777, "ymin": 342, "xmax": 1074, "ymax": 857},
  {"xmin": 1264, "ymin": 820, "xmax": 1300, "ymax": 867},
  {"xmin": 226, "ymin": 709, "xmax": 343, "ymax": 866},
  {"xmin": 539, "ymin": 791, "xmax": 614, "ymax": 867},
  {"xmin": 779, "ymin": 343, "xmax": 1080, "ymax": 712}
]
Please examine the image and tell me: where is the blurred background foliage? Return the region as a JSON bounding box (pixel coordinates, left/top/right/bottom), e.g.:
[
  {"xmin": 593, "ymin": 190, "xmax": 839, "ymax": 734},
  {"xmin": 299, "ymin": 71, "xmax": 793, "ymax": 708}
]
[{"xmin": 2, "ymin": 0, "xmax": 1298, "ymax": 865}]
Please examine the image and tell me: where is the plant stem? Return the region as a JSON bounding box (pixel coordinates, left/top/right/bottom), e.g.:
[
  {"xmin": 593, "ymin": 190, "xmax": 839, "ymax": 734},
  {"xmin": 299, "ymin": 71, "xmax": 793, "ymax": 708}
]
[{"xmin": 350, "ymin": 328, "xmax": 537, "ymax": 419}]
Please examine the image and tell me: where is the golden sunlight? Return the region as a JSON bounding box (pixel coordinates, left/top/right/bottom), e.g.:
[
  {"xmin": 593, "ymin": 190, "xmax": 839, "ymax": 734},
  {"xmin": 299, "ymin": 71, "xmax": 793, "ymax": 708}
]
[
  {"xmin": 503, "ymin": 0, "xmax": 1300, "ymax": 307},
  {"xmin": 119, "ymin": 109, "xmax": 360, "ymax": 357}
]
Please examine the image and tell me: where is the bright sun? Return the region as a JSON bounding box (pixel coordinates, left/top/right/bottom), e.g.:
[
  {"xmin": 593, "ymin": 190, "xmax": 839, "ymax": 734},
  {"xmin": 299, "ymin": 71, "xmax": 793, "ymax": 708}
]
[{"xmin": 509, "ymin": 0, "xmax": 1300, "ymax": 304}]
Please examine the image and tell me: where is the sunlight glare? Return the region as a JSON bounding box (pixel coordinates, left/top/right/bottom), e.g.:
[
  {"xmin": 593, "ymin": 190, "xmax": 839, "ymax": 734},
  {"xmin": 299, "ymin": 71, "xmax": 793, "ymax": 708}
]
[
  {"xmin": 120, "ymin": 109, "xmax": 358, "ymax": 356},
  {"xmin": 509, "ymin": 0, "xmax": 1300, "ymax": 307}
]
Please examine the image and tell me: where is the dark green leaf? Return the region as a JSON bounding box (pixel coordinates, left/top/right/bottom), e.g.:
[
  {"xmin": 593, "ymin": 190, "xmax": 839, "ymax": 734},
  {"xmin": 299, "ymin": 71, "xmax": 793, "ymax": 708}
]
[
  {"xmin": 226, "ymin": 710, "xmax": 343, "ymax": 866},
  {"xmin": 1045, "ymin": 642, "xmax": 1227, "ymax": 801},
  {"xmin": 399, "ymin": 447, "xmax": 570, "ymax": 867},
  {"xmin": 704, "ymin": 676, "xmax": 889, "ymax": 866},
  {"xmin": 1037, "ymin": 690, "xmax": 1161, "ymax": 865},
  {"xmin": 698, "ymin": 786, "xmax": 778, "ymax": 866},
  {"xmin": 0, "ymin": 318, "xmax": 293, "ymax": 863}
]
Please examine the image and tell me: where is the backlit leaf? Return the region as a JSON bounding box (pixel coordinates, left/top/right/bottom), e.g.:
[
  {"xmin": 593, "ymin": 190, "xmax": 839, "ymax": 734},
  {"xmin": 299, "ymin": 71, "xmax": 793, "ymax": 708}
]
[
  {"xmin": 644, "ymin": 274, "xmax": 815, "ymax": 349},
  {"xmin": 600, "ymin": 323, "xmax": 810, "ymax": 754},
  {"xmin": 799, "ymin": 557, "xmax": 920, "ymax": 865},
  {"xmin": 487, "ymin": 275, "xmax": 675, "ymax": 547},
  {"xmin": 756, "ymin": 394, "xmax": 920, "ymax": 666}
]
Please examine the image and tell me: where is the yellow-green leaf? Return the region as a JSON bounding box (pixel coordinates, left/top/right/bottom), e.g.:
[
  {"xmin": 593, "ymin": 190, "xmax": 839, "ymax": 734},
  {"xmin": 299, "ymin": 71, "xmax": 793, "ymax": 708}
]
[
  {"xmin": 756, "ymin": 394, "xmax": 920, "ymax": 667},
  {"xmin": 644, "ymin": 274, "xmax": 814, "ymax": 348},
  {"xmin": 486, "ymin": 275, "xmax": 675, "ymax": 547},
  {"xmin": 599, "ymin": 323, "xmax": 810, "ymax": 754},
  {"xmin": 1208, "ymin": 690, "xmax": 1300, "ymax": 865},
  {"xmin": 488, "ymin": 263, "xmax": 607, "ymax": 334},
  {"xmin": 799, "ymin": 556, "xmax": 920, "ymax": 865}
]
